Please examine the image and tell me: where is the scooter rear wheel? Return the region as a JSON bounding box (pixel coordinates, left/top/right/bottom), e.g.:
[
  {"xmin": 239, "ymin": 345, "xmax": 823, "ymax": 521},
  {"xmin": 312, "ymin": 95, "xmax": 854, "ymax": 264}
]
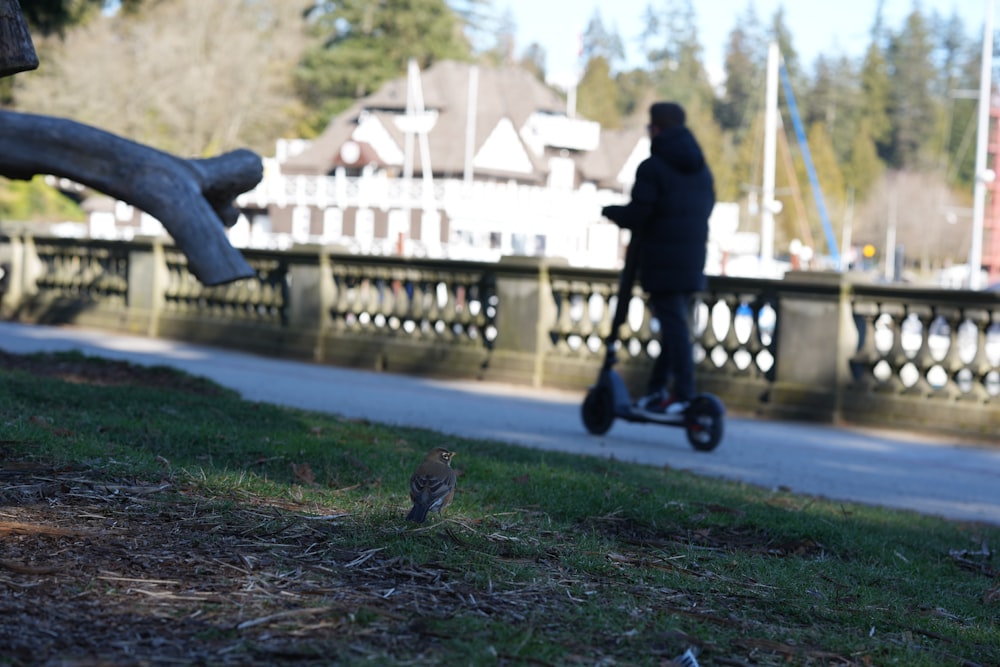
[
  {"xmin": 685, "ymin": 396, "xmax": 724, "ymax": 451},
  {"xmin": 581, "ymin": 385, "xmax": 615, "ymax": 435}
]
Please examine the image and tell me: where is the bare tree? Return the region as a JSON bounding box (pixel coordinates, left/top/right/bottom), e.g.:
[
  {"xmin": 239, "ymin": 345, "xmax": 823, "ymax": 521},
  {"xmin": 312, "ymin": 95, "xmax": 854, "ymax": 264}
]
[
  {"xmin": 855, "ymin": 170, "xmax": 970, "ymax": 275},
  {"xmin": 14, "ymin": 0, "xmax": 310, "ymax": 156},
  {"xmin": 0, "ymin": 0, "xmax": 260, "ymax": 285}
]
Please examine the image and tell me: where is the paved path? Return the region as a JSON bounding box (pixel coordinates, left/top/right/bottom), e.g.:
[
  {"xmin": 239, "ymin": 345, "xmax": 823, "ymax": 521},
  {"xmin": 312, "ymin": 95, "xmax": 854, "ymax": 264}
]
[{"xmin": 2, "ymin": 321, "xmax": 998, "ymax": 525}]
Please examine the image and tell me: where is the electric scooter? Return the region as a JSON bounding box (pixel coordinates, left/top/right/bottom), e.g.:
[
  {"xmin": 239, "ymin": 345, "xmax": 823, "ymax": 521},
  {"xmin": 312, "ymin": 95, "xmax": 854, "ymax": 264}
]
[{"xmin": 580, "ymin": 231, "xmax": 725, "ymax": 452}]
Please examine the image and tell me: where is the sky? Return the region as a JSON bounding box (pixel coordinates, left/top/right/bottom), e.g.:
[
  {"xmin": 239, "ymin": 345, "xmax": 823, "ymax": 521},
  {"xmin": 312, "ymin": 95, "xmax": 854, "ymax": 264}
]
[{"xmin": 500, "ymin": 0, "xmax": 989, "ymax": 87}]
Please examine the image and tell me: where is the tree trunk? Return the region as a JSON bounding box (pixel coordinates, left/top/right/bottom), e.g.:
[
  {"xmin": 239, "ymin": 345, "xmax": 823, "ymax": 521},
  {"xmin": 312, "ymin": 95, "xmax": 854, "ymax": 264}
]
[
  {"xmin": 0, "ymin": 110, "xmax": 260, "ymax": 285},
  {"xmin": 0, "ymin": 0, "xmax": 38, "ymax": 77}
]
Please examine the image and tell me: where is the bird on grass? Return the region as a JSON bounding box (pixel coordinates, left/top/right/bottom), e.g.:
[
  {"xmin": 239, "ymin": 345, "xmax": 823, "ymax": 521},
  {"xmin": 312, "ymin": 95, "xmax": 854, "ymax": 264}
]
[{"xmin": 406, "ymin": 447, "xmax": 456, "ymax": 523}]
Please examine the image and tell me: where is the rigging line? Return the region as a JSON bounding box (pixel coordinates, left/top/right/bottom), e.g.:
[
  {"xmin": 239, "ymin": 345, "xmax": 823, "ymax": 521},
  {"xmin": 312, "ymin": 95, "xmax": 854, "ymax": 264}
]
[
  {"xmin": 777, "ymin": 117, "xmax": 815, "ymax": 249},
  {"xmin": 778, "ymin": 57, "xmax": 841, "ymax": 266},
  {"xmin": 744, "ymin": 66, "xmax": 768, "ymax": 194},
  {"xmin": 947, "ymin": 109, "xmax": 977, "ymax": 184}
]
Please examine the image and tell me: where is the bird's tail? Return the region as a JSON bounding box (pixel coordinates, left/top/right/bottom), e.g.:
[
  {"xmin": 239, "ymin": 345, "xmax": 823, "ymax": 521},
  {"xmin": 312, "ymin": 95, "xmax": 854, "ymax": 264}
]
[{"xmin": 406, "ymin": 503, "xmax": 429, "ymax": 523}]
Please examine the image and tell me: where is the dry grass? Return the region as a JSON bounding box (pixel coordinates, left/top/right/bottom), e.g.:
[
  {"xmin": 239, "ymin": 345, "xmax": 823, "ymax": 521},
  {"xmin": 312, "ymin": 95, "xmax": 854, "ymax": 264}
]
[{"xmin": 1, "ymin": 351, "xmax": 998, "ymax": 666}]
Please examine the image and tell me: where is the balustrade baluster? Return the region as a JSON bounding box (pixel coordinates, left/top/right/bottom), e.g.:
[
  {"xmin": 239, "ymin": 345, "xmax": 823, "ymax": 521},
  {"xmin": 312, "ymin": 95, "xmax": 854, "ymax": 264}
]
[
  {"xmin": 723, "ymin": 295, "xmax": 745, "ymax": 372},
  {"xmin": 879, "ymin": 304, "xmax": 908, "ymax": 393},
  {"xmin": 572, "ymin": 281, "xmax": 597, "ymax": 349},
  {"xmin": 849, "ymin": 301, "xmax": 881, "ymax": 388},
  {"xmin": 694, "ymin": 294, "xmax": 717, "ymax": 370},
  {"xmin": 942, "ymin": 311, "xmax": 974, "ymax": 399},
  {"xmin": 965, "ymin": 309, "xmax": 995, "ymax": 401},
  {"xmin": 902, "ymin": 307, "xmax": 935, "ymax": 396},
  {"xmin": 424, "ymin": 278, "xmax": 442, "ymax": 335},
  {"xmin": 550, "ymin": 279, "xmax": 575, "ymax": 354},
  {"xmin": 441, "ymin": 278, "xmax": 459, "ymax": 338},
  {"xmin": 373, "ymin": 270, "xmax": 392, "ymax": 329},
  {"xmin": 590, "ymin": 282, "xmax": 611, "ymax": 341},
  {"xmin": 410, "ymin": 279, "xmax": 428, "ymax": 332},
  {"xmin": 330, "ymin": 267, "xmax": 349, "ymax": 330}
]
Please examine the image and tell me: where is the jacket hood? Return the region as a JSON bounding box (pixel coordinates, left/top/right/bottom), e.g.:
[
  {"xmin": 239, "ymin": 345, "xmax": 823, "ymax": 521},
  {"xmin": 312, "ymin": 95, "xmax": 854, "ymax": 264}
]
[{"xmin": 650, "ymin": 126, "xmax": 706, "ymax": 174}]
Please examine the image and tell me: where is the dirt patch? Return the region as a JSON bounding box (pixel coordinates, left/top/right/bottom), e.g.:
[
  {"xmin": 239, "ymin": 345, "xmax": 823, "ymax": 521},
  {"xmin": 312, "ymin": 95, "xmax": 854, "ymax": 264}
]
[
  {"xmin": 585, "ymin": 508, "xmax": 829, "ymax": 560},
  {"xmin": 0, "ymin": 466, "xmax": 551, "ymax": 665},
  {"xmin": 0, "ymin": 350, "xmax": 225, "ymax": 395}
]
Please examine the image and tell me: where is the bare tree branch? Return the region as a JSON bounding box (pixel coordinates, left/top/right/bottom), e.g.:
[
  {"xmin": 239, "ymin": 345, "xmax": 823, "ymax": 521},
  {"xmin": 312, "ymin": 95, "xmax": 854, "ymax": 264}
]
[{"xmin": 0, "ymin": 110, "xmax": 259, "ymax": 285}]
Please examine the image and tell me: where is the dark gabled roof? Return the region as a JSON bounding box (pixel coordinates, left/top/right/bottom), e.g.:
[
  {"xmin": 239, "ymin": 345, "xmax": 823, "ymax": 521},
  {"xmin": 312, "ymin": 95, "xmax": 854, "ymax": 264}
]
[
  {"xmin": 281, "ymin": 102, "xmax": 362, "ymax": 175},
  {"xmin": 283, "ymin": 60, "xmax": 638, "ymax": 187}
]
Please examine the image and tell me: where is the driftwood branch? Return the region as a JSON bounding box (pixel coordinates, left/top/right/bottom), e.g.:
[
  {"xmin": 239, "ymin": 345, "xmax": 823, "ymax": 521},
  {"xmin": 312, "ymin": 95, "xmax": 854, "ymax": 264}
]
[
  {"xmin": 0, "ymin": 0, "xmax": 38, "ymax": 77},
  {"xmin": 0, "ymin": 110, "xmax": 260, "ymax": 285}
]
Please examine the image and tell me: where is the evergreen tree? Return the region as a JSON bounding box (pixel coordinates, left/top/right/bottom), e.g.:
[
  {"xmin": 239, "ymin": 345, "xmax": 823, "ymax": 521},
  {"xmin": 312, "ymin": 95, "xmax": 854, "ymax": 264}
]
[
  {"xmin": 807, "ymin": 54, "xmax": 861, "ymax": 166},
  {"xmin": 296, "ymin": 0, "xmax": 472, "ymax": 131},
  {"xmin": 479, "ymin": 8, "xmax": 517, "ymax": 67},
  {"xmin": 934, "ymin": 9, "xmax": 979, "ymax": 186},
  {"xmin": 577, "ymin": 56, "xmax": 621, "ymax": 128},
  {"xmin": 613, "ymin": 68, "xmax": 656, "ymax": 125},
  {"xmin": 639, "ymin": 0, "xmax": 715, "ymax": 116},
  {"xmin": 844, "ymin": 118, "xmax": 884, "ymax": 201},
  {"xmin": 768, "ymin": 7, "xmax": 803, "ymax": 89},
  {"xmin": 518, "ymin": 43, "xmax": 547, "ymax": 81},
  {"xmin": 715, "ymin": 3, "xmax": 765, "ymax": 135},
  {"xmin": 582, "ymin": 9, "xmax": 624, "ymax": 69},
  {"xmin": 858, "ymin": 4, "xmax": 893, "ymax": 162},
  {"xmin": 885, "ymin": 8, "xmax": 942, "ymax": 169}
]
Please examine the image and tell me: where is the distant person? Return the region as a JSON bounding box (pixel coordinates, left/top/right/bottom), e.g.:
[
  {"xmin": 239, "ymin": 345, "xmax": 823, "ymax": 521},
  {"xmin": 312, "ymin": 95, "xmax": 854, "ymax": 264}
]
[{"xmin": 601, "ymin": 101, "xmax": 715, "ymax": 417}]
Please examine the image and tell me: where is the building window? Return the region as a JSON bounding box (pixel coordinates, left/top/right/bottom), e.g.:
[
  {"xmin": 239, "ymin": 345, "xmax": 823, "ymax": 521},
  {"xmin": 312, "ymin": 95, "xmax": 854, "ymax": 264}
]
[
  {"xmin": 421, "ymin": 210, "xmax": 441, "ymax": 245},
  {"xmin": 323, "ymin": 208, "xmax": 343, "ymax": 243},
  {"xmin": 512, "ymin": 233, "xmax": 527, "ymax": 255},
  {"xmin": 356, "ymin": 209, "xmax": 375, "ymax": 242},
  {"xmin": 388, "ymin": 209, "xmax": 409, "ymax": 246},
  {"xmin": 292, "ymin": 206, "xmax": 312, "ymax": 243}
]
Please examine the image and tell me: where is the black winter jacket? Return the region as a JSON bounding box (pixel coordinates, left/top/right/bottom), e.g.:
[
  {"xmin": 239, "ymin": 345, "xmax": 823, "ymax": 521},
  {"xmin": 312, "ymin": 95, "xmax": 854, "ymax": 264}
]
[{"xmin": 602, "ymin": 126, "xmax": 714, "ymax": 293}]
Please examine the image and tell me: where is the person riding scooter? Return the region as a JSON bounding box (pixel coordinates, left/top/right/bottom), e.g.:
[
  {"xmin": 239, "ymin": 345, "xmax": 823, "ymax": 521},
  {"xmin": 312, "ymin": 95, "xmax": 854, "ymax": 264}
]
[{"xmin": 601, "ymin": 101, "xmax": 715, "ymax": 419}]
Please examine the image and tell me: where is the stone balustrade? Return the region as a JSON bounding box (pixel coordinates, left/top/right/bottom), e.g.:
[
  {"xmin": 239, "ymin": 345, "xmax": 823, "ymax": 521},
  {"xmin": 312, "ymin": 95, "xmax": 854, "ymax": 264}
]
[{"xmin": 1, "ymin": 233, "xmax": 998, "ymax": 440}]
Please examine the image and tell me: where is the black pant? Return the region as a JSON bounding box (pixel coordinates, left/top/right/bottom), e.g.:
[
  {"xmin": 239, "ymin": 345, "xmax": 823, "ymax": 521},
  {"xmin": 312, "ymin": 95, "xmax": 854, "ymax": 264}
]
[{"xmin": 646, "ymin": 291, "xmax": 695, "ymax": 400}]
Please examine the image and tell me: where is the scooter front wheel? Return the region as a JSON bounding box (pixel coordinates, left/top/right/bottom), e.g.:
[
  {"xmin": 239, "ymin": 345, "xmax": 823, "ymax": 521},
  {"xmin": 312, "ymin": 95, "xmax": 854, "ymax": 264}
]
[
  {"xmin": 685, "ymin": 395, "xmax": 724, "ymax": 451},
  {"xmin": 581, "ymin": 385, "xmax": 615, "ymax": 435}
]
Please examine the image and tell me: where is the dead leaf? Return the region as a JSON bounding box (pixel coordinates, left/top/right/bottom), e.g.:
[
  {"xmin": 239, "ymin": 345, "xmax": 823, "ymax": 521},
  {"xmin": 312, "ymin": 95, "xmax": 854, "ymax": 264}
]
[{"xmin": 290, "ymin": 462, "xmax": 316, "ymax": 486}]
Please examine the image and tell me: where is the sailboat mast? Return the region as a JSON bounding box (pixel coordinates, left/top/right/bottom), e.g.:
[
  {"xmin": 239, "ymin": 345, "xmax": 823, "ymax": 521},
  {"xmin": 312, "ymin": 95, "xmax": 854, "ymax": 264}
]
[{"xmin": 969, "ymin": 0, "xmax": 995, "ymax": 289}]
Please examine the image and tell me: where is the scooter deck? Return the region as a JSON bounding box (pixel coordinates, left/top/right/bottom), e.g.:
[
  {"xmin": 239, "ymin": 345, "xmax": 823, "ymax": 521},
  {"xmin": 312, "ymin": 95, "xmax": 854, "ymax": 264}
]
[{"xmin": 617, "ymin": 404, "xmax": 686, "ymax": 425}]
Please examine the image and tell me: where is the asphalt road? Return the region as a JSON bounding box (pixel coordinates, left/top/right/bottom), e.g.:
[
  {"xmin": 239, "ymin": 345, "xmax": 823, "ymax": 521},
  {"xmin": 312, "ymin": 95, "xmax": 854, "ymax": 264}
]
[{"xmin": 2, "ymin": 320, "xmax": 998, "ymax": 526}]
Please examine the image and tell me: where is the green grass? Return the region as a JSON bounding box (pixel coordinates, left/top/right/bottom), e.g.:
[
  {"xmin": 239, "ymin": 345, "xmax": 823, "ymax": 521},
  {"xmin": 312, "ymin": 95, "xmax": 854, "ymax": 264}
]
[{"xmin": 1, "ymin": 351, "xmax": 998, "ymax": 666}]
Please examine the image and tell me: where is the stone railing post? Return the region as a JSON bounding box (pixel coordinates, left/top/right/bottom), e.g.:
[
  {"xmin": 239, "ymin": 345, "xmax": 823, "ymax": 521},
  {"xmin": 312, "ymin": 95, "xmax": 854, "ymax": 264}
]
[
  {"xmin": 489, "ymin": 256, "xmax": 566, "ymax": 387},
  {"xmin": 765, "ymin": 271, "xmax": 856, "ymax": 422},
  {"xmin": 0, "ymin": 233, "xmax": 22, "ymax": 316},
  {"xmin": 0, "ymin": 230, "xmax": 42, "ymax": 317},
  {"xmin": 285, "ymin": 248, "xmax": 327, "ymax": 360},
  {"xmin": 126, "ymin": 238, "xmax": 167, "ymax": 336}
]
